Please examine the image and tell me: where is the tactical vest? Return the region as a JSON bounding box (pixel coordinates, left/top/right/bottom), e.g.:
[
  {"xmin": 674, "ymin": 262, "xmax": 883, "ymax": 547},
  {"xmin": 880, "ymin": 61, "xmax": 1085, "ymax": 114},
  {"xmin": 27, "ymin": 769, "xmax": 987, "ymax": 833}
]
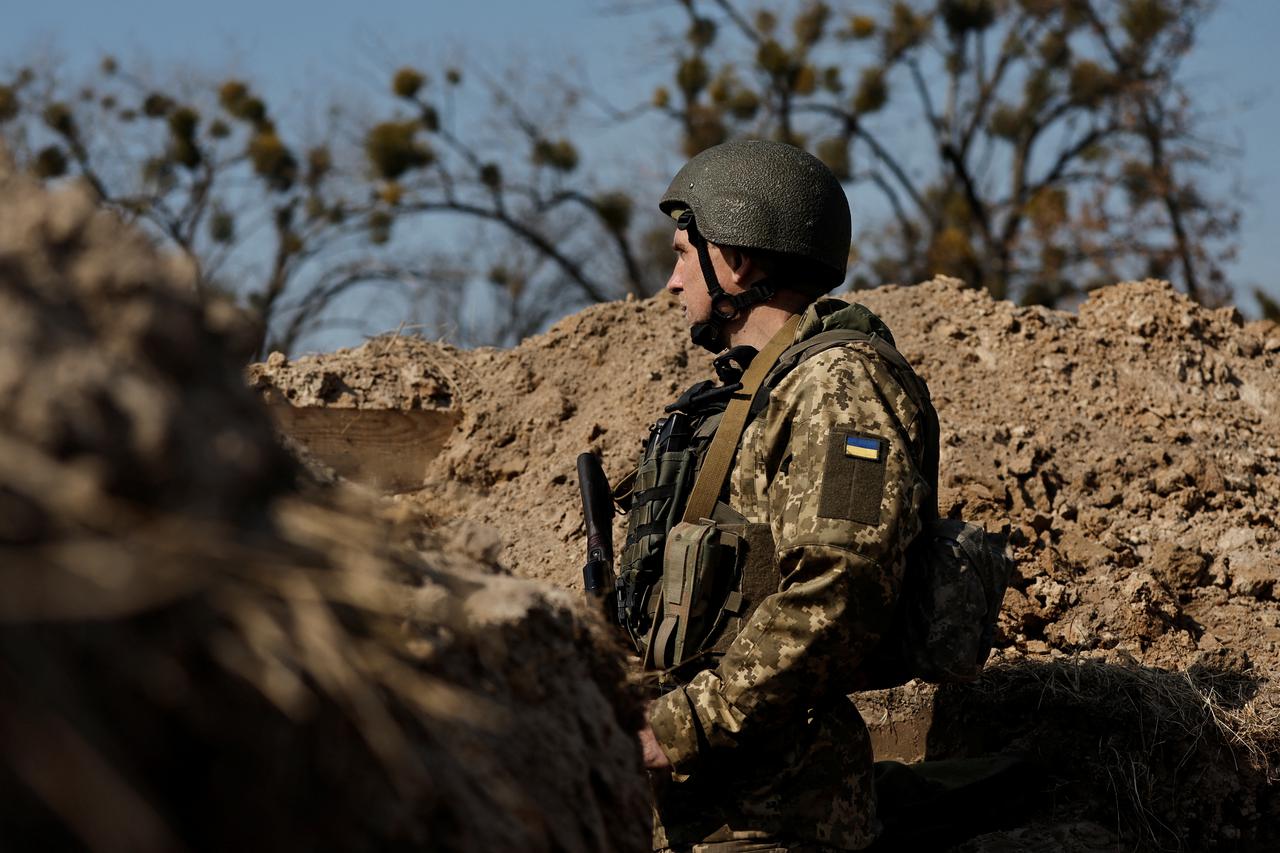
[
  {"xmin": 613, "ymin": 313, "xmax": 1011, "ymax": 686},
  {"xmin": 614, "ymin": 403, "xmax": 780, "ymax": 672}
]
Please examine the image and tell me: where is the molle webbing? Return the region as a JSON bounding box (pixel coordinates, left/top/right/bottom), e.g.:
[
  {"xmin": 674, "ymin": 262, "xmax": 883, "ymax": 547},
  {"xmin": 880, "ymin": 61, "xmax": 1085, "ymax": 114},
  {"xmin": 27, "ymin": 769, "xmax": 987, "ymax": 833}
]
[{"xmin": 614, "ymin": 411, "xmax": 722, "ymax": 648}]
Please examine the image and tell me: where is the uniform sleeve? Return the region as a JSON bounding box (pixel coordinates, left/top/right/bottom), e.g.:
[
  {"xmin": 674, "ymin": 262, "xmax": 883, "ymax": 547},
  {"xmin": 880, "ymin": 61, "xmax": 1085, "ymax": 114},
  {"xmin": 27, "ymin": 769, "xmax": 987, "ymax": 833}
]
[{"xmin": 648, "ymin": 346, "xmax": 926, "ymax": 776}]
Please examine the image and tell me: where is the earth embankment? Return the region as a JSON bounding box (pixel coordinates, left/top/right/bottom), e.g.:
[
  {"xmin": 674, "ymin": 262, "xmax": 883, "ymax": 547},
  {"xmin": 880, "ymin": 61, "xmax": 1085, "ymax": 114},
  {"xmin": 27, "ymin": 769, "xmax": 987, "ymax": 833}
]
[{"xmin": 254, "ymin": 276, "xmax": 1280, "ymax": 848}]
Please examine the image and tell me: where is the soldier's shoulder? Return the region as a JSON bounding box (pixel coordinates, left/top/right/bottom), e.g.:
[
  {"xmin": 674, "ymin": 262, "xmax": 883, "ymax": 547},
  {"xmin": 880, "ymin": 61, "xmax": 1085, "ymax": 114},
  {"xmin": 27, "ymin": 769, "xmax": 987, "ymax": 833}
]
[
  {"xmin": 775, "ymin": 337, "xmax": 888, "ymax": 389},
  {"xmin": 770, "ymin": 337, "xmax": 920, "ymax": 417}
]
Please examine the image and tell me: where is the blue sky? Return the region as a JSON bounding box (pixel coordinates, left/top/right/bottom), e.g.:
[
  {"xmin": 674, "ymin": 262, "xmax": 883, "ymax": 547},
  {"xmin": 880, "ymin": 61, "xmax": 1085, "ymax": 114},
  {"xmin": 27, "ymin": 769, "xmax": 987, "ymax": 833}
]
[{"xmin": 4, "ymin": 0, "xmax": 1277, "ymax": 331}]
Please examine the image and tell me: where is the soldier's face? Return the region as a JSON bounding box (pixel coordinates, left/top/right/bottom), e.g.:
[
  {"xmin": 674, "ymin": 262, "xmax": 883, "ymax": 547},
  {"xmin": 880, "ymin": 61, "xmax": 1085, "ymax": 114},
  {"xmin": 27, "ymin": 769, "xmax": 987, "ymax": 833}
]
[{"xmin": 665, "ymin": 228, "xmax": 738, "ymax": 326}]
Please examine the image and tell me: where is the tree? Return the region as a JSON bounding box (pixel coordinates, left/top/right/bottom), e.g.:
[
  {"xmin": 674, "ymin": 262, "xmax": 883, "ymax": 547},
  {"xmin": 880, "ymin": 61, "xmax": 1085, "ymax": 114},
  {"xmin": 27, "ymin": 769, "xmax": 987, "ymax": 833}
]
[
  {"xmin": 0, "ymin": 58, "xmax": 660, "ymax": 355},
  {"xmin": 1, "ymin": 1, "xmax": 1243, "ymax": 354},
  {"xmin": 649, "ymin": 0, "xmax": 1238, "ymax": 306}
]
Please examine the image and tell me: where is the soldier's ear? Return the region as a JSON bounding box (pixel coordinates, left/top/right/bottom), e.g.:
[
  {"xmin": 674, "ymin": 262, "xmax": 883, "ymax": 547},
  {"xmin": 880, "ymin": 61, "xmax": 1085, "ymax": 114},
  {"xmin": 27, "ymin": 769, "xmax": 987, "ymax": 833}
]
[{"xmin": 725, "ymin": 247, "xmax": 754, "ymax": 283}]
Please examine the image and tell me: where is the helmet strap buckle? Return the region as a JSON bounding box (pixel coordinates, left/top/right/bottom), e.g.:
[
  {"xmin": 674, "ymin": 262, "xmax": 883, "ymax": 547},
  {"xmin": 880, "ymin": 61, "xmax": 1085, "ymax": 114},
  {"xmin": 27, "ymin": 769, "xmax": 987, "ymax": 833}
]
[
  {"xmin": 711, "ymin": 294, "xmax": 740, "ymax": 321},
  {"xmin": 680, "ymin": 213, "xmax": 777, "ymax": 352}
]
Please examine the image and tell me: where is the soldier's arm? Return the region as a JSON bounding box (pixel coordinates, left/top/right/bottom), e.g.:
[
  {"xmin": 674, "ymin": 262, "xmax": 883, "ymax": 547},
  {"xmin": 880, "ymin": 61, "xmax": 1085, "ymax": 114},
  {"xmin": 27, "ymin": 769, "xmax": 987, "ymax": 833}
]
[{"xmin": 647, "ymin": 346, "xmax": 925, "ymax": 776}]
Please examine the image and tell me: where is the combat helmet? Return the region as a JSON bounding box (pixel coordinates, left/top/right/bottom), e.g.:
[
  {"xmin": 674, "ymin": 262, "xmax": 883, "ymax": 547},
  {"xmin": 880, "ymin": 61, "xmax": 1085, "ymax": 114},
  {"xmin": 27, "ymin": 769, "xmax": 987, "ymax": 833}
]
[{"xmin": 660, "ymin": 139, "xmax": 851, "ymax": 351}]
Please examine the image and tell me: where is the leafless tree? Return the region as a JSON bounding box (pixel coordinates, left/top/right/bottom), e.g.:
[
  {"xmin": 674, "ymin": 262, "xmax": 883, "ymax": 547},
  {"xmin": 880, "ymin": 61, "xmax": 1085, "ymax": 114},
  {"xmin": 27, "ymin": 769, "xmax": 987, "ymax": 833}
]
[
  {"xmin": 0, "ymin": 58, "xmax": 659, "ymax": 355},
  {"xmin": 647, "ymin": 0, "xmax": 1237, "ymax": 305}
]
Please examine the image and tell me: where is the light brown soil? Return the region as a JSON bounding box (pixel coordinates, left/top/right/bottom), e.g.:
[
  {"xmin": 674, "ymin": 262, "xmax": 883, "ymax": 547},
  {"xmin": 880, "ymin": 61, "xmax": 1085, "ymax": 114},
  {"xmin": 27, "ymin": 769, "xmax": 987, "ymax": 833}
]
[
  {"xmin": 0, "ymin": 168, "xmax": 649, "ymax": 853},
  {"xmin": 251, "ymin": 293, "xmax": 709, "ymax": 583},
  {"xmin": 256, "ymin": 278, "xmax": 1280, "ymax": 672},
  {"xmin": 254, "ymin": 276, "xmax": 1280, "ymax": 848}
]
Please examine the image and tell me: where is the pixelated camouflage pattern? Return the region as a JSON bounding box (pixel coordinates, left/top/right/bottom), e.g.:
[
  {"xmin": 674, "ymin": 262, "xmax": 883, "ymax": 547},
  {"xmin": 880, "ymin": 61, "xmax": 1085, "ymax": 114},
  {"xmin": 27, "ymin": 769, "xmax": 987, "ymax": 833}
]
[{"xmin": 647, "ymin": 299, "xmax": 930, "ymax": 851}]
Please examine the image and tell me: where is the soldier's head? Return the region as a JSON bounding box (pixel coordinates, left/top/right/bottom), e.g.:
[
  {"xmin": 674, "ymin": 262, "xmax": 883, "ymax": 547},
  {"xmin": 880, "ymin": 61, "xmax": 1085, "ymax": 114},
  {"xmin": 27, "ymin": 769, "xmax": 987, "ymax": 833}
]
[{"xmin": 659, "ymin": 139, "xmax": 851, "ymax": 352}]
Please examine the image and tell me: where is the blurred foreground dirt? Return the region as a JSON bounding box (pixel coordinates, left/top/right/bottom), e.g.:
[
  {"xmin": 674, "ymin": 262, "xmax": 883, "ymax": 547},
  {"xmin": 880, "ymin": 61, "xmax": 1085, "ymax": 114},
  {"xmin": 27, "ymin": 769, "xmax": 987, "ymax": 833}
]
[{"xmin": 0, "ymin": 167, "xmax": 649, "ymax": 852}]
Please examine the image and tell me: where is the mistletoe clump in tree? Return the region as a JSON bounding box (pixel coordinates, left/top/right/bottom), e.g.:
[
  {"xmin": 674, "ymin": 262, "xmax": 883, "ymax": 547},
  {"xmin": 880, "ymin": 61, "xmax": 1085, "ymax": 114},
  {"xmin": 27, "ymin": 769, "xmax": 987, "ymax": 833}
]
[
  {"xmin": 652, "ymin": 0, "xmax": 1237, "ymax": 306},
  {"xmin": 0, "ymin": 60, "xmax": 656, "ymax": 354}
]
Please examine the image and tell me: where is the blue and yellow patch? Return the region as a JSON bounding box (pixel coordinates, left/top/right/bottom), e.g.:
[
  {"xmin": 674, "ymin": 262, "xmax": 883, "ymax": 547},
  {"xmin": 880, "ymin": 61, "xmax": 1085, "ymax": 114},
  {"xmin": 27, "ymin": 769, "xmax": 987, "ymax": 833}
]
[
  {"xmin": 844, "ymin": 435, "xmax": 884, "ymax": 461},
  {"xmin": 821, "ymin": 430, "xmax": 888, "ymax": 523}
]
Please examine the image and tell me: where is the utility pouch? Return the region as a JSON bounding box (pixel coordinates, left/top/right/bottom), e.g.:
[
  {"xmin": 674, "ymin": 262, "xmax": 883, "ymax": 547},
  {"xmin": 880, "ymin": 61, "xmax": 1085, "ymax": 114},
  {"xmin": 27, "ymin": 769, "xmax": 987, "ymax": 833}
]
[
  {"xmin": 858, "ymin": 519, "xmax": 1012, "ymax": 689},
  {"xmin": 647, "ymin": 516, "xmax": 778, "ymax": 670},
  {"xmin": 897, "ymin": 518, "xmax": 1011, "ymax": 682},
  {"xmin": 650, "ymin": 520, "xmax": 739, "ymax": 670}
]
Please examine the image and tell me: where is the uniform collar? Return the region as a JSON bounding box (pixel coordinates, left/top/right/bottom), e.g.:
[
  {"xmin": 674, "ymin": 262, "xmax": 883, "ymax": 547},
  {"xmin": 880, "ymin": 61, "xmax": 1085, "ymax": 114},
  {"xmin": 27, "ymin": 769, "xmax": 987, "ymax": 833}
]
[{"xmin": 791, "ymin": 297, "xmax": 898, "ymax": 349}]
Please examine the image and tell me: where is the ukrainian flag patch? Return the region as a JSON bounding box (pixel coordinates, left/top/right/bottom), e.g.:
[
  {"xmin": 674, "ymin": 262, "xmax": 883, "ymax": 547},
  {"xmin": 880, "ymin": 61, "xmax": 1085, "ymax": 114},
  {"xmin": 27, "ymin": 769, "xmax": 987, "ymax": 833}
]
[
  {"xmin": 821, "ymin": 427, "xmax": 886, "ymax": 523},
  {"xmin": 844, "ymin": 435, "xmax": 884, "ymax": 461}
]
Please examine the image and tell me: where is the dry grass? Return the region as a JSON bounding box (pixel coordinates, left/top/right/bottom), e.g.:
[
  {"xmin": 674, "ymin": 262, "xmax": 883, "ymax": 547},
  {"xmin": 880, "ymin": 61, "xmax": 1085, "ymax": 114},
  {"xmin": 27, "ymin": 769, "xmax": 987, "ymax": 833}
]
[
  {"xmin": 976, "ymin": 654, "xmax": 1280, "ymax": 780},
  {"xmin": 953, "ymin": 653, "xmax": 1280, "ymax": 849}
]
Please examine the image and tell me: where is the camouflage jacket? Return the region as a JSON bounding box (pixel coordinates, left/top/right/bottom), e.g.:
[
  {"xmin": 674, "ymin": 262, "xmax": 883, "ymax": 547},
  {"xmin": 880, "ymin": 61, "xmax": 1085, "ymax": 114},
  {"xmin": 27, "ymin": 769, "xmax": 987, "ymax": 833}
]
[{"xmin": 646, "ymin": 298, "xmax": 930, "ymax": 851}]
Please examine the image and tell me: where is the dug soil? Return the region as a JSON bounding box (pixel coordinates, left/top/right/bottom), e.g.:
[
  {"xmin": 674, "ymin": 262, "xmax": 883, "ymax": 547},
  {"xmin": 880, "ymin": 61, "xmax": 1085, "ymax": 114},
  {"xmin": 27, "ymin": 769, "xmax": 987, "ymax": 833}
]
[
  {"xmin": 255, "ymin": 277, "xmax": 1280, "ymax": 849},
  {"xmin": 254, "ymin": 278, "xmax": 1280, "ymax": 674}
]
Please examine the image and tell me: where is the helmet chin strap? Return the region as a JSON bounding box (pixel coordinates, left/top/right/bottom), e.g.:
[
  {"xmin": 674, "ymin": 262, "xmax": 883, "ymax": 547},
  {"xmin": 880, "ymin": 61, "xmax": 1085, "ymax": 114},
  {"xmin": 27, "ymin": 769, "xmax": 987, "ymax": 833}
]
[{"xmin": 676, "ymin": 211, "xmax": 775, "ymax": 354}]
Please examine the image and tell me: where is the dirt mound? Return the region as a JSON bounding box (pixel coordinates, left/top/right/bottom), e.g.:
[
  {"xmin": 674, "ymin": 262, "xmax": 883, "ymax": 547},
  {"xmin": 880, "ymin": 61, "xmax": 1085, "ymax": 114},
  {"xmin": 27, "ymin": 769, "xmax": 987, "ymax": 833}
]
[
  {"xmin": 886, "ymin": 279, "xmax": 1280, "ymax": 673},
  {"xmin": 0, "ymin": 170, "xmax": 648, "ymax": 852},
  {"xmin": 255, "ymin": 276, "xmax": 1280, "ymax": 847},
  {"xmin": 250, "ymin": 337, "xmax": 461, "ymax": 411},
  {"xmin": 257, "ymin": 278, "xmax": 1280, "ymax": 671},
  {"xmin": 252, "ymin": 294, "xmax": 707, "ymax": 579},
  {"xmin": 856, "ymin": 279, "xmax": 1280, "ymax": 845}
]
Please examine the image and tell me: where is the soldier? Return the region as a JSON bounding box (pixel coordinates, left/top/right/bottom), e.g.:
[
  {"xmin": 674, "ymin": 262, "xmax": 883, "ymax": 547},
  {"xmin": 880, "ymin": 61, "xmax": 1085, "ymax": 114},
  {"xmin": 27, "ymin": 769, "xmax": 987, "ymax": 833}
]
[{"xmin": 616, "ymin": 140, "xmax": 933, "ymax": 852}]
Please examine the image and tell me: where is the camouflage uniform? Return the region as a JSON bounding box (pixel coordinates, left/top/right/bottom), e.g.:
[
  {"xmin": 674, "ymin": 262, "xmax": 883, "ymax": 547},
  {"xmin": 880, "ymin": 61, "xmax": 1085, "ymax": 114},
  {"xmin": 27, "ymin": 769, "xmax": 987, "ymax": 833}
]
[{"xmin": 645, "ymin": 298, "xmax": 930, "ymax": 852}]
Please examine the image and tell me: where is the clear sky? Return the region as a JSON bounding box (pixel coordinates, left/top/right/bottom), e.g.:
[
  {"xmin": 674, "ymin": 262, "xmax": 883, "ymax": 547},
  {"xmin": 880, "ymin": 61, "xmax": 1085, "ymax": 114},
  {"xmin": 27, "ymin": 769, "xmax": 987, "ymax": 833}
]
[{"xmin": 4, "ymin": 0, "xmax": 1277, "ymax": 326}]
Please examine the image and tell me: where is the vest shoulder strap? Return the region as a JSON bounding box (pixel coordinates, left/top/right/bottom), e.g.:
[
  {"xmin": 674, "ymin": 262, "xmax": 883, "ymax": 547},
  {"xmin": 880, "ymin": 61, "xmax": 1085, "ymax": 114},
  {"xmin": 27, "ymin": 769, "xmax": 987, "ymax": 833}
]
[{"xmin": 679, "ymin": 314, "xmax": 802, "ymax": 526}]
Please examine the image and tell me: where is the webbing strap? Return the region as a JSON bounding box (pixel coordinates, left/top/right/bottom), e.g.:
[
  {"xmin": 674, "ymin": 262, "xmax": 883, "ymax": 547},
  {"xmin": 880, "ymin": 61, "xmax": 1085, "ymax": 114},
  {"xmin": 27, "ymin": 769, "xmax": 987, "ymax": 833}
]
[{"xmin": 680, "ymin": 314, "xmax": 802, "ymax": 525}]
